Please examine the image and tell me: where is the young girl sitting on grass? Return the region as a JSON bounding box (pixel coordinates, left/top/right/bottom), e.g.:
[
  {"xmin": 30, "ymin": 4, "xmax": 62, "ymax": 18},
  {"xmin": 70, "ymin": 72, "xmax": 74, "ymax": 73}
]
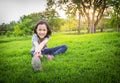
[{"xmin": 30, "ymin": 20, "xmax": 67, "ymax": 71}]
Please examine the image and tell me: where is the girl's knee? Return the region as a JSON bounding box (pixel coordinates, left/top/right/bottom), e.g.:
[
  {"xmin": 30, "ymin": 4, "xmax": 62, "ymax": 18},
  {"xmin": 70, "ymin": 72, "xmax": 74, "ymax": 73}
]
[{"xmin": 62, "ymin": 45, "xmax": 68, "ymax": 51}]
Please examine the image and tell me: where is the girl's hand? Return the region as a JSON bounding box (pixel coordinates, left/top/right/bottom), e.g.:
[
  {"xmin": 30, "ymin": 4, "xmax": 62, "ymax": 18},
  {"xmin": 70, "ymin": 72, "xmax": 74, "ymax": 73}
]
[{"xmin": 34, "ymin": 52, "xmax": 43, "ymax": 59}]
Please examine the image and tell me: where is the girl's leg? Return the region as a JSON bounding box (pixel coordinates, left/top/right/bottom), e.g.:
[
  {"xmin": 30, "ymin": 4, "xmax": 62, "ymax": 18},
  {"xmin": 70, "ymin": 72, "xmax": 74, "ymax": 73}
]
[
  {"xmin": 42, "ymin": 45, "xmax": 67, "ymax": 56},
  {"xmin": 53, "ymin": 45, "xmax": 67, "ymax": 55},
  {"xmin": 30, "ymin": 51, "xmax": 43, "ymax": 71}
]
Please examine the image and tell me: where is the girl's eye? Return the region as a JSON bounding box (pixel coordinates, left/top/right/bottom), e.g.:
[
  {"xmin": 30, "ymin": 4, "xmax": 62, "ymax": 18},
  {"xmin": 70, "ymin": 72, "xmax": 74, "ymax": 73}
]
[
  {"xmin": 39, "ymin": 29, "xmax": 42, "ymax": 31},
  {"xmin": 38, "ymin": 29, "xmax": 47, "ymax": 31},
  {"xmin": 43, "ymin": 29, "xmax": 46, "ymax": 31}
]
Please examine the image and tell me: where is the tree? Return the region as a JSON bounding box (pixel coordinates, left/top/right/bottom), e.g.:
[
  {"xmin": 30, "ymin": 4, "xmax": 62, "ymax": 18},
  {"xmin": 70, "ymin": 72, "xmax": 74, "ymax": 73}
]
[
  {"xmin": 47, "ymin": 0, "xmax": 109, "ymax": 33},
  {"xmin": 13, "ymin": 24, "xmax": 22, "ymax": 36},
  {"xmin": 64, "ymin": 2, "xmax": 80, "ymax": 33},
  {"xmin": 46, "ymin": 1, "xmax": 63, "ymax": 31},
  {"xmin": 8, "ymin": 21, "xmax": 16, "ymax": 31},
  {"xmin": 18, "ymin": 18, "xmax": 33, "ymax": 36},
  {"xmin": 108, "ymin": 0, "xmax": 120, "ymax": 32},
  {"xmin": 81, "ymin": 0, "xmax": 108, "ymax": 33},
  {"xmin": 0, "ymin": 23, "xmax": 8, "ymax": 35}
]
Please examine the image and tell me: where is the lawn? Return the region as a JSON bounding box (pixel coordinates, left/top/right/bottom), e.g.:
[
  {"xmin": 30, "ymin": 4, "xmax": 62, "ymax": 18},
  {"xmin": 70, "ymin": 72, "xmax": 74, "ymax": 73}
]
[{"xmin": 0, "ymin": 32, "xmax": 120, "ymax": 83}]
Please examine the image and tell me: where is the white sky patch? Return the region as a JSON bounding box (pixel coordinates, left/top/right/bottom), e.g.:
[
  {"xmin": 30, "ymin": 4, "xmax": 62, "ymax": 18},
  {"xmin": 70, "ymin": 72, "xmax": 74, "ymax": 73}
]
[{"xmin": 0, "ymin": 0, "xmax": 47, "ymax": 24}]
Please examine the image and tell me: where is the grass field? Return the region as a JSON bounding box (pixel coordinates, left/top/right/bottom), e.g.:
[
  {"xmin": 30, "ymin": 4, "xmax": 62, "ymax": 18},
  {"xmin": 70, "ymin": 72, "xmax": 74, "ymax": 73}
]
[{"xmin": 0, "ymin": 32, "xmax": 120, "ymax": 83}]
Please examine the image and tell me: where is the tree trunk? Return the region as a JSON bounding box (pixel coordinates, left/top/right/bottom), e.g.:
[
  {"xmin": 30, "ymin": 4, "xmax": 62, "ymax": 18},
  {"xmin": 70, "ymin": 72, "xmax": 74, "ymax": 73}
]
[
  {"xmin": 100, "ymin": 28, "xmax": 104, "ymax": 32},
  {"xmin": 116, "ymin": 13, "xmax": 120, "ymax": 32},
  {"xmin": 89, "ymin": 22, "xmax": 95, "ymax": 33},
  {"xmin": 78, "ymin": 11, "xmax": 80, "ymax": 34},
  {"xmin": 88, "ymin": 7, "xmax": 95, "ymax": 33}
]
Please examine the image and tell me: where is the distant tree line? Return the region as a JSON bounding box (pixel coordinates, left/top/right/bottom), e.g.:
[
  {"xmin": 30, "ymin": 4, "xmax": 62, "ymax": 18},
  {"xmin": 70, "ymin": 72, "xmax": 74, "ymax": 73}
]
[{"xmin": 0, "ymin": 9, "xmax": 64, "ymax": 36}]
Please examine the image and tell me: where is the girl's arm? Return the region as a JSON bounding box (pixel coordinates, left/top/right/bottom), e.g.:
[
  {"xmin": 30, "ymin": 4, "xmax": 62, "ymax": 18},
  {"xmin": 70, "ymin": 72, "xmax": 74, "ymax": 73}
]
[
  {"xmin": 33, "ymin": 38, "xmax": 49, "ymax": 58},
  {"xmin": 34, "ymin": 38, "xmax": 49, "ymax": 53}
]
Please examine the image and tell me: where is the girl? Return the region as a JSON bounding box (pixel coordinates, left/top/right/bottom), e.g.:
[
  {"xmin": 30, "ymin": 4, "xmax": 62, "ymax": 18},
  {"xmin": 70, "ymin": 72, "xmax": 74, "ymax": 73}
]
[{"xmin": 31, "ymin": 20, "xmax": 67, "ymax": 71}]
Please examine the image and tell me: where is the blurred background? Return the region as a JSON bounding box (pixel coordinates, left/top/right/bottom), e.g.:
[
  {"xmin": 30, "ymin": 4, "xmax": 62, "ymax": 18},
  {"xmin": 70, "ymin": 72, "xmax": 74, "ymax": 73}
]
[{"xmin": 0, "ymin": 0, "xmax": 120, "ymax": 36}]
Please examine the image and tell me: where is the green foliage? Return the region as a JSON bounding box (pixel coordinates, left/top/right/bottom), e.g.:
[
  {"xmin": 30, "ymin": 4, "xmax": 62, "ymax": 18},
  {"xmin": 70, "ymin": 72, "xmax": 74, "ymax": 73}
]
[
  {"xmin": 13, "ymin": 25, "xmax": 22, "ymax": 36},
  {"xmin": 62, "ymin": 16, "xmax": 77, "ymax": 31},
  {"xmin": 11, "ymin": 9, "xmax": 63, "ymax": 36},
  {"xmin": 6, "ymin": 31, "xmax": 12, "ymax": 37},
  {"xmin": 110, "ymin": 13, "xmax": 120, "ymax": 28},
  {"xmin": 108, "ymin": 0, "xmax": 120, "ymax": 10},
  {"xmin": 97, "ymin": 18, "xmax": 111, "ymax": 31},
  {"xmin": 0, "ymin": 32, "xmax": 120, "ymax": 83},
  {"xmin": 48, "ymin": 18, "xmax": 61, "ymax": 31},
  {"xmin": 108, "ymin": 0, "xmax": 120, "ymax": 32},
  {"xmin": 0, "ymin": 23, "xmax": 8, "ymax": 35},
  {"xmin": 0, "ymin": 21, "xmax": 16, "ymax": 35}
]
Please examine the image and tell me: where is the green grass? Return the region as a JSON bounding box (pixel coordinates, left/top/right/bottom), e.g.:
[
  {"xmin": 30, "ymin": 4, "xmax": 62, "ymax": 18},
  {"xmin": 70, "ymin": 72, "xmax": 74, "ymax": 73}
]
[{"xmin": 0, "ymin": 32, "xmax": 120, "ymax": 83}]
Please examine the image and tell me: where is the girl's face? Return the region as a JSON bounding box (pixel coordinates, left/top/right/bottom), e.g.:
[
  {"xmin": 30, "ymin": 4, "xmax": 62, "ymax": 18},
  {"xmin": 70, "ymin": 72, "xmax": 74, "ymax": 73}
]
[{"xmin": 36, "ymin": 24, "xmax": 47, "ymax": 39}]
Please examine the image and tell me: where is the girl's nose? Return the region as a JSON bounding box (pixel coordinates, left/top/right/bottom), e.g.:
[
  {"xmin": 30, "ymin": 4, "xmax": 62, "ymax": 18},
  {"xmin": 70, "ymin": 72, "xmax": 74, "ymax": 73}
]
[{"xmin": 40, "ymin": 30, "xmax": 44, "ymax": 33}]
